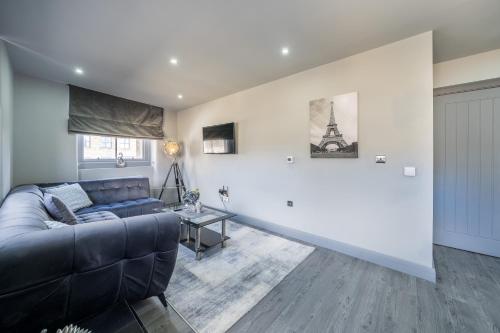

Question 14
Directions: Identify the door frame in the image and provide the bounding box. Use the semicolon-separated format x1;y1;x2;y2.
433;76;500;257
434;77;500;97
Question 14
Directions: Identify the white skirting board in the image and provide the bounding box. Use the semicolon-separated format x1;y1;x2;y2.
233;214;436;283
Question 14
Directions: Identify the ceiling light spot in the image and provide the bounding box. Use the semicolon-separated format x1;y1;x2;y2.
177;94;183;99
170;57;178;65
281;47;289;56
74;67;84;75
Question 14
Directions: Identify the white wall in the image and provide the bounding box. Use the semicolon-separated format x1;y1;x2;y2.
178;32;434;271
0;40;13;200
434;48;500;88
12;74;178;199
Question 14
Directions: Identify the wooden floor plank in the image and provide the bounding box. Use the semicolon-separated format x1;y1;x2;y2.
416;278;454;333
226;248;334;333
275;253;369;332
376;275;418;333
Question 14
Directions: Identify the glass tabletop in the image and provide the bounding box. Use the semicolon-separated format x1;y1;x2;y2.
155;204;236;226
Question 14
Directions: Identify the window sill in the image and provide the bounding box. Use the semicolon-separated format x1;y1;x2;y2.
78;161;151;169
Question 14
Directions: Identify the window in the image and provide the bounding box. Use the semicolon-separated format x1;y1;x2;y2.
84;136;91;148
78;135;151;169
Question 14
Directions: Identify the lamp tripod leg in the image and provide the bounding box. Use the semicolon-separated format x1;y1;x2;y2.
176;163;186;193
158;163;175;200
173;162;182;203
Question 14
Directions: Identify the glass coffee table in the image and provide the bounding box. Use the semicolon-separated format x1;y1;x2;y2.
155;205;236;260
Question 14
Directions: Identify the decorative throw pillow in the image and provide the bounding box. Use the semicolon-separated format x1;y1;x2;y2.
45;183;93;211
43;194;78;225
43;220;70;229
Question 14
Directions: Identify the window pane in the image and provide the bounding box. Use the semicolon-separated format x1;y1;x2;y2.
81;135;147;162
118;138;144;160
99;137;113;148
83;135;91;148
117;138;130;150
83;135;116;160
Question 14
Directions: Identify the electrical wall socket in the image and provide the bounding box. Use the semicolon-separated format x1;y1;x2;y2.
375;155;386;163
218;186;228;196
219;186;230;202
287;200;293;207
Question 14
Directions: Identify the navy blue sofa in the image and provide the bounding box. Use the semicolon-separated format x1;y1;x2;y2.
0;177;180;332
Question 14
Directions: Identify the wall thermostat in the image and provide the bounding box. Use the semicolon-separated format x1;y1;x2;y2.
375;155;386;163
286;156;295;164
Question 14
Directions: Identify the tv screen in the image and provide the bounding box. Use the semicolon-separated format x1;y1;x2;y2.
203;122;236;154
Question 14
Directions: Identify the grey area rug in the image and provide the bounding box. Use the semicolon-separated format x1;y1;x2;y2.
165;221;315;333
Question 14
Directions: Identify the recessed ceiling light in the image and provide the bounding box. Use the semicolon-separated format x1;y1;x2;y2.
170;57;178;65
281;47;289;56
74;67;84;75
177;94;183;99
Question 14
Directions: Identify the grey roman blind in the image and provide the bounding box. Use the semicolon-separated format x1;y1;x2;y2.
68;85;164;139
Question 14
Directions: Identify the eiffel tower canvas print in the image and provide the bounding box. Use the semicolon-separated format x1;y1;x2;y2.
310;92;358;158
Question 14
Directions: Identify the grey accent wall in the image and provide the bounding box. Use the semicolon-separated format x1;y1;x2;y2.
0;40;13;200
177;32;434;271
13;74;78;185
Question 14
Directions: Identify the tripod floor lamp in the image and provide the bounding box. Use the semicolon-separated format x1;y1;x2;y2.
158;140;186;203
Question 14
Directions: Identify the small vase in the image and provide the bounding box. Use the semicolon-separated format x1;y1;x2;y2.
185;203;195;212
195;201;202;213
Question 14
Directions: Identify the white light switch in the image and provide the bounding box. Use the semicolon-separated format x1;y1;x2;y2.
403;166;416;177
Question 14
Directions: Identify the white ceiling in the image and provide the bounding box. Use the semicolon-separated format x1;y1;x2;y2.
1;0;500;111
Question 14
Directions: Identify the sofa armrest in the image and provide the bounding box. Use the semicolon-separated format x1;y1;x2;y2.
0;212;180;330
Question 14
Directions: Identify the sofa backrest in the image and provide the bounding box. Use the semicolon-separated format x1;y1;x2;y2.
0;185;49;242
0;177;152;240
37;177;152;205
76;177;151;205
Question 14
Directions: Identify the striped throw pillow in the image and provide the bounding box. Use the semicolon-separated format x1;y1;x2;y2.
45;183;93;212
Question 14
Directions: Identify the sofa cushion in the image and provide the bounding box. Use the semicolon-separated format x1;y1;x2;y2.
45;183;93;212
43;194;78;225
76;211;119;224
76;198;164;218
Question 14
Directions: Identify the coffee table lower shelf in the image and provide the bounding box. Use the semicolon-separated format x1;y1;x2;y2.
179;224;230;259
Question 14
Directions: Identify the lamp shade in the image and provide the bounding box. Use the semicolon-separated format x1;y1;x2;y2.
163;140;180;156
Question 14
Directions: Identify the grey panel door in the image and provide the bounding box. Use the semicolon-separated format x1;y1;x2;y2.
434;86;500;257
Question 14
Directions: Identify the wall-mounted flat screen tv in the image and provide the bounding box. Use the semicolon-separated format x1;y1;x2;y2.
203;122;236;154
